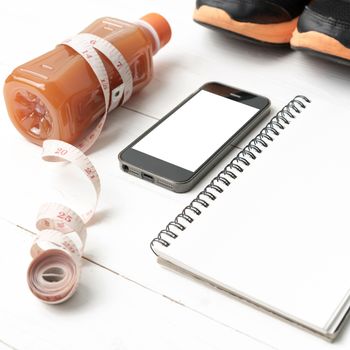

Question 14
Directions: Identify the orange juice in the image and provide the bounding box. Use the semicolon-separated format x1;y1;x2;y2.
3;14;171;145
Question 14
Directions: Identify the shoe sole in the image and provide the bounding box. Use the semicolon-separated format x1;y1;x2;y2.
193;6;298;45
291;30;350;65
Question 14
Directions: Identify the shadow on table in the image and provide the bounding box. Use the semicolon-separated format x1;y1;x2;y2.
301;53;350;80
203;28;292;60
48;282;91;312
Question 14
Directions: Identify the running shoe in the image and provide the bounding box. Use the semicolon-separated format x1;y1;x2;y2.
291;0;350;64
193;0;310;45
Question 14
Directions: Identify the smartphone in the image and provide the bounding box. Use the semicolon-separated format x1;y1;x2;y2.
118;82;270;193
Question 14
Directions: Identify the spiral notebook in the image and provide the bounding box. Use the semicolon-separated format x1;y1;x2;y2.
151;96;350;341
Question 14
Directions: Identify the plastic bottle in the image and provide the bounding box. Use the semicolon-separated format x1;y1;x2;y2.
3;14;171;145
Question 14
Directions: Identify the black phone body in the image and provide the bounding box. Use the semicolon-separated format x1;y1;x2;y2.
118;82;270;193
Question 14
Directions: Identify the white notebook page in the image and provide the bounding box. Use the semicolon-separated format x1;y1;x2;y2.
156;99;350;332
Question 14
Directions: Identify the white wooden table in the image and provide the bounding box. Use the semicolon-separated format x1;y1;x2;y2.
0;1;350;349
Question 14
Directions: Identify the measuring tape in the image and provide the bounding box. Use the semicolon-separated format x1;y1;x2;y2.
27;33;133;303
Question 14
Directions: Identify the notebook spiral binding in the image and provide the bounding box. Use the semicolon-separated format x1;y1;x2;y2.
151;95;311;255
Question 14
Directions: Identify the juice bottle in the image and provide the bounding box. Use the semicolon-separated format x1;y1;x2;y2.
3;13;171;145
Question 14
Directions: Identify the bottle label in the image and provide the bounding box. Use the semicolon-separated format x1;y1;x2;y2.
27;34;133;303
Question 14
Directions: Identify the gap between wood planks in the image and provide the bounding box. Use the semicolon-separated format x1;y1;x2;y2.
0;338;18;350
121;106;159;121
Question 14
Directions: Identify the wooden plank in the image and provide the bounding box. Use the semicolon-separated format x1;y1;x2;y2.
0;218;274;350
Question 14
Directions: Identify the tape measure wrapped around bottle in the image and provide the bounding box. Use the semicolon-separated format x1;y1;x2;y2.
3;15;172;303
4;13;171;145
28;33;132;304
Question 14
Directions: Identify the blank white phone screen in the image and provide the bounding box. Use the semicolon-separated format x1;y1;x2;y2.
132;90;259;172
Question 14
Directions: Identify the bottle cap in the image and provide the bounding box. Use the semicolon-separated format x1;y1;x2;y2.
140;13;172;52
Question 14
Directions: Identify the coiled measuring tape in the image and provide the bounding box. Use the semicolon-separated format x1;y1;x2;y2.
27;33;133;303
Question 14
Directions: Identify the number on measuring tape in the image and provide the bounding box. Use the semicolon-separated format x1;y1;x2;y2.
54;147;68;156
57;212;73;222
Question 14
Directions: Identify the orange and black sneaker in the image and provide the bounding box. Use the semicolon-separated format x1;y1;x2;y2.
193;0;310;45
291;0;350;65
